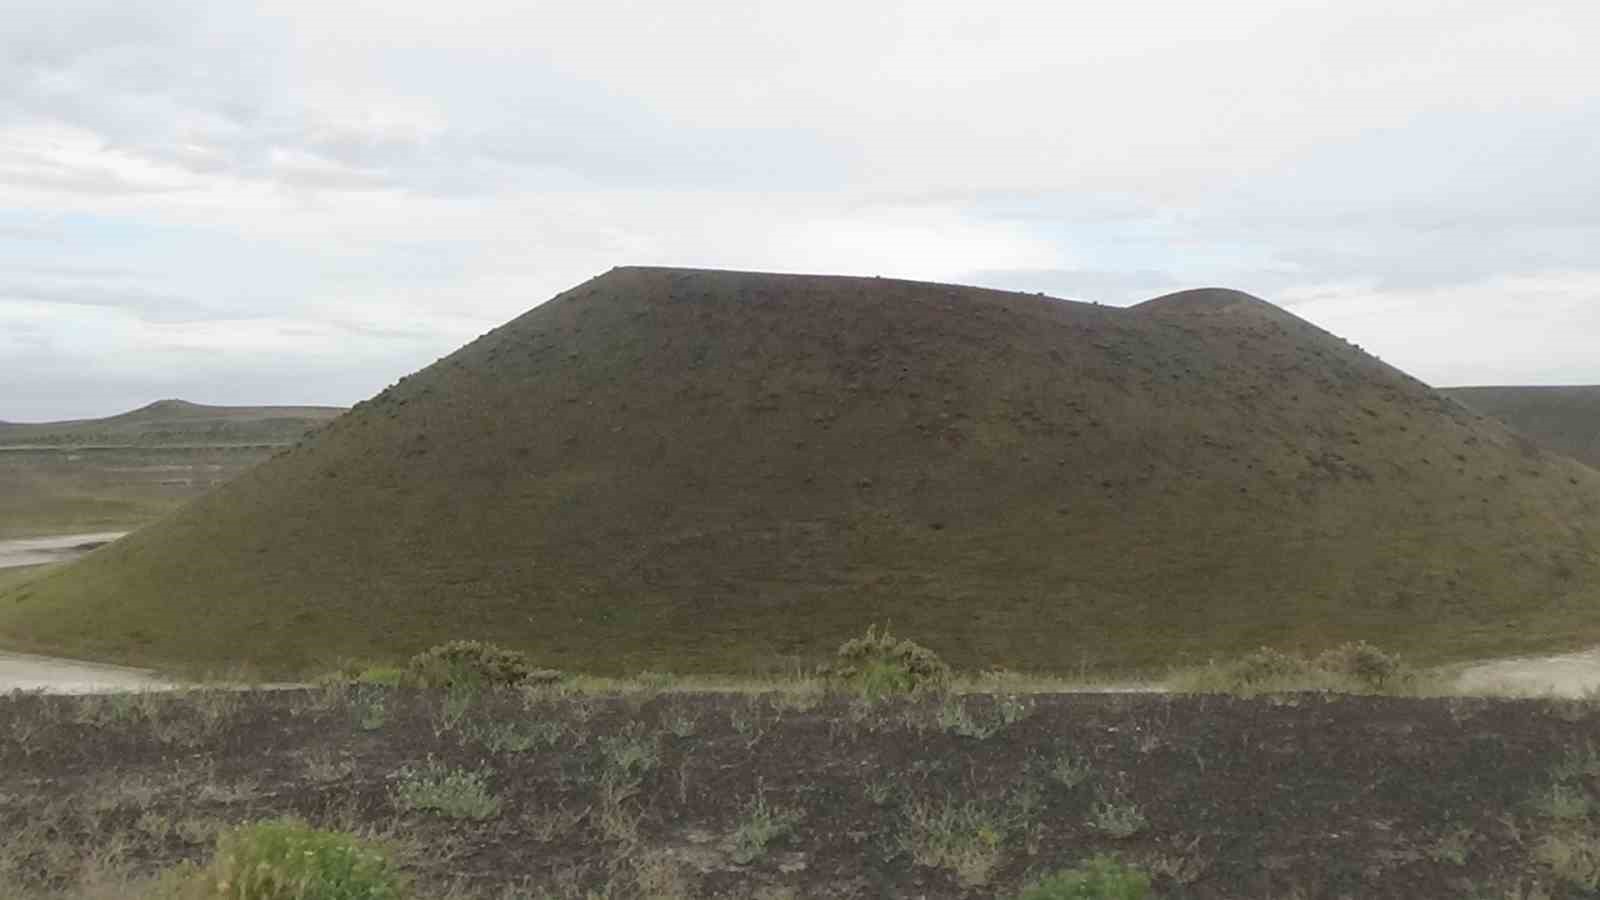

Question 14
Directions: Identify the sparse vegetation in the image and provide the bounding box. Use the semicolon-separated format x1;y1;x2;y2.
900;797;1013;887
404;640;542;691
1087;791;1148;838
390;761;500;820
1016;855;1151;900
831;624;951;698
1046;751;1094;789
1171;642;1418;694
730;790;803;864
0;679;1595;897
176;818;409;899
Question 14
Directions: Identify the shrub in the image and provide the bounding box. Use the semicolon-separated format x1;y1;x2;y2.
1173;642;1412;694
1229;647;1313;688
185;818;408;899
404;640;538;691
1316;641;1405;690
1017;855;1151;900
830;624;951;697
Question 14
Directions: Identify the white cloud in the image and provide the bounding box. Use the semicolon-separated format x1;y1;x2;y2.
2;0;1599;420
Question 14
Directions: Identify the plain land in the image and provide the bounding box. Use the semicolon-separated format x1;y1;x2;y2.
7;681;1600;899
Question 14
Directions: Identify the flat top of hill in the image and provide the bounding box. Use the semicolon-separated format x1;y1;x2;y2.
1441;385;1600;470
5;266;1600;677
0;400;346;447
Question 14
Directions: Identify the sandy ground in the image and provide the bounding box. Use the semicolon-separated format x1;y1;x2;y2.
0;649;170;693
1454;647;1600;698
0;531;127;569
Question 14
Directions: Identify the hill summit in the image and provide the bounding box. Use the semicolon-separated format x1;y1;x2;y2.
6;266;1600;675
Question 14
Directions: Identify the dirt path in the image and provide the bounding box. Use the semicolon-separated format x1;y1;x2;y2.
0;649;170;693
0;531;127;570
1454;647;1600;697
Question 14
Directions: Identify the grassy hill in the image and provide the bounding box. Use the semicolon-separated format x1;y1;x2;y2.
0;399;344;448
1442;386;1600;470
0;401;344;539
5;267;1600;676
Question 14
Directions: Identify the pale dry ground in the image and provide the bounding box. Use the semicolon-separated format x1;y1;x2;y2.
0;532;127;570
0;649;170;693
1453;647;1600;698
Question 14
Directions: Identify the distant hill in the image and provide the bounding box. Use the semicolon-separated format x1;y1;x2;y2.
0;401;346;539
0;399;346;447
6;267;1600;676
1441;386;1600;470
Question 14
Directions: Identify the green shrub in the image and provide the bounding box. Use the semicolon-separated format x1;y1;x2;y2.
830;624;951;697
1229;647;1313;688
1174;642;1412;694
1017;855;1151;900
186;819;408;899
1315;641;1405;690
404;640;538;691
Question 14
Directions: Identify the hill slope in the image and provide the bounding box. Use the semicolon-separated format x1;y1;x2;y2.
1441;386;1600;470
5;267;1600;675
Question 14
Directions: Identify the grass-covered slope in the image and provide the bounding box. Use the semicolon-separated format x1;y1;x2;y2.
5;267;1600;675
1443;385;1600;470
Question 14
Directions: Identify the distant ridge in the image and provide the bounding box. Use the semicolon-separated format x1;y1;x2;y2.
7;266;1600;675
1442;386;1600;470
0;400;346;446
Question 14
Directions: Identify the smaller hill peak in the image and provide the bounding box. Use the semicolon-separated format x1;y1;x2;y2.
1133;287;1274;314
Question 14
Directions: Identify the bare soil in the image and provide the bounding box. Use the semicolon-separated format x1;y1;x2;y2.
4;687;1600;898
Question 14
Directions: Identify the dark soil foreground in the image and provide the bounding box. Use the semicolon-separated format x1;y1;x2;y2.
5;687;1600;898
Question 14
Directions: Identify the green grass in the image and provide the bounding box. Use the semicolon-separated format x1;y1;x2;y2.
7;269;1600;678
390;762;500;820
1016;856;1151;900
175;818;409;899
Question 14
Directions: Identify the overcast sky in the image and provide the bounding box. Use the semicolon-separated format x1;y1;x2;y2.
3;0;1597;420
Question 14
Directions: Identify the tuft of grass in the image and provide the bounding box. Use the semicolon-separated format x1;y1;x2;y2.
1016;855;1151;900
1087;792;1148;839
469;719;543;753
598;723;660;778
661;704;700;738
1047;752;1094;789
355;666;405;687
1530;783;1592;821
351;687;388;732
1428;827;1474;866
899;797;1012;887
1554;742;1600;782
730;791;803;865
1537;830;1600;891
390;761;501;820
176;818;409;899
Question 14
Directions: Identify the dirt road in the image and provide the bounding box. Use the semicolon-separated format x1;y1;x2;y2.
0;531;127;569
1454;647;1600;697
0;649;169;693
